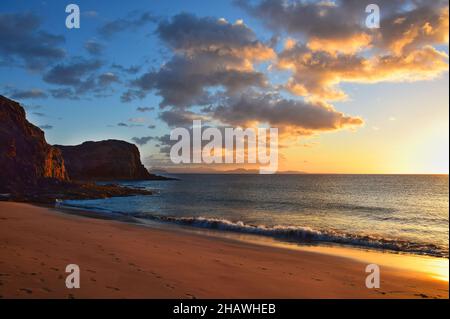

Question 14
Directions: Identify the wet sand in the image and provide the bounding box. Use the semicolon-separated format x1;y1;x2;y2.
0;202;448;299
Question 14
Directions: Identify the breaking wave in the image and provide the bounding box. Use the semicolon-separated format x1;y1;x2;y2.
59;201;447;258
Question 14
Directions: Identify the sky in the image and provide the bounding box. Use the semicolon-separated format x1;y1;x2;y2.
0;0;448;174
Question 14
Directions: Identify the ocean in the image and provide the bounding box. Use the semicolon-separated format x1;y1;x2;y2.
61;174;449;258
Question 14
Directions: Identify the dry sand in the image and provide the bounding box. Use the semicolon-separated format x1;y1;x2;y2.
0;202;448;299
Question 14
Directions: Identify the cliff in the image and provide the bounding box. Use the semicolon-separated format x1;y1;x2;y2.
56;140;165;181
0;95;68;192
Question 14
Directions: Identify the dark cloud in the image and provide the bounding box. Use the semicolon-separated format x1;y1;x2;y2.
236;0;424;42
98;11;158;38
43;58;122;98
128;54;268;107
43;58;102;87
137;106;155;112
98;72;120;86
116;122;143;128
159;109;205;127
84;40;104;55
7;88;47;100
49;88;79;100
32;112;46;117
111;63;141;74
157;13;264;50
238;0;449;55
213;90;363;133
39;124;53;130
131;136;154;146
124;13;274;106
0;12;65;70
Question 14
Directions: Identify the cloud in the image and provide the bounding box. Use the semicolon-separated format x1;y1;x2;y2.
43;58;122;98
0;12;65;70
111;63;141;74
377;4;449;54
98;72;120;86
128;117;146;123
7;88;47;99
49;88;79;100
213;90;363;134
237;0;449;101
237;0;446;51
84;40;104;55
159;109;207;127
131;136;154;146
136;106;155;112
98;11;158;38
43;58;102;87
277;43;448;101
116;120;144;128
123;13;274;106
39;124;53;130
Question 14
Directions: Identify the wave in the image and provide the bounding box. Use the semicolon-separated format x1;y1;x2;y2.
59;201;447;258
139;215;447;258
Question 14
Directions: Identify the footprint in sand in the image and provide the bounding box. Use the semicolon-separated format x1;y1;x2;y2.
19;288;33;294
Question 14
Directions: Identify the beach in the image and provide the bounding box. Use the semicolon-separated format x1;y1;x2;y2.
0;202;448;299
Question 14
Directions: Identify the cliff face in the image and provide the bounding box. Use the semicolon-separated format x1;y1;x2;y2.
0;95;68;191
56;140;160;181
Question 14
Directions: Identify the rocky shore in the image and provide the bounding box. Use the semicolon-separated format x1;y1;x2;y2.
0;95;161;203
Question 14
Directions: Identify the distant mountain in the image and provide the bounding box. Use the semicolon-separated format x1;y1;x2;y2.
150;166;308;175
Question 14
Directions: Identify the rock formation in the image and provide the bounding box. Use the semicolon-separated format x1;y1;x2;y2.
56;140;165;181
0;95;68;192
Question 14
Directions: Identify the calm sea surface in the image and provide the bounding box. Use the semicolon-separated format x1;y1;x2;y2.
62;174;449;258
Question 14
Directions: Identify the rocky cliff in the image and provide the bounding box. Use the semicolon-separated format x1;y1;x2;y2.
56;140;164;181
0;95;68;192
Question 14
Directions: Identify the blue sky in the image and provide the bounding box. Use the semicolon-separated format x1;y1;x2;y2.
1;0;448;173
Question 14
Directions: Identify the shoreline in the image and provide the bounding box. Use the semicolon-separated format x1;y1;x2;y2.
59;198;449;259
0;201;448;299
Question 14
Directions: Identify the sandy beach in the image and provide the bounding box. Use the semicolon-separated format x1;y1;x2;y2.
0;202;448;299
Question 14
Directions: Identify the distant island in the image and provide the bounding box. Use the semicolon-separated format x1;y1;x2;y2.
150;167;308;175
